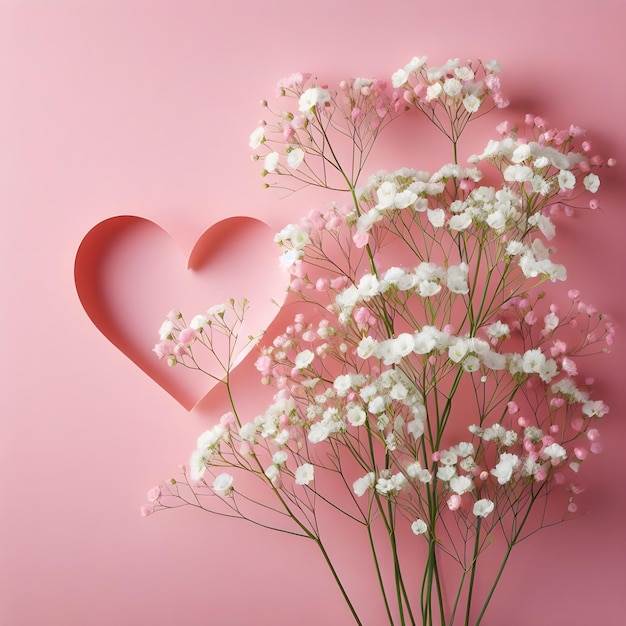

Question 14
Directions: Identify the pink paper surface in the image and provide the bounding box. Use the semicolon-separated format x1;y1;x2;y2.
2;1;625;625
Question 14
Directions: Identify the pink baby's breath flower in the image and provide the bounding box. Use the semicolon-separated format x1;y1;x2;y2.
146;487;161;503
447;495;462;511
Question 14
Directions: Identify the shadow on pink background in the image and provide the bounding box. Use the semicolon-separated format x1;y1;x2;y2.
2;1;625;625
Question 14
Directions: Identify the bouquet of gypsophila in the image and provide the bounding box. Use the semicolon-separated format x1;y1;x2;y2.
144;56;615;626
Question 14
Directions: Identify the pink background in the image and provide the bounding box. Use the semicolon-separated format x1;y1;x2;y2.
2;1;625;624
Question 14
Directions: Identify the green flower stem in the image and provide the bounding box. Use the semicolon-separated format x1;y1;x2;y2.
448;569;468;626
474;486;545;625
366;519;396;626
224;378;364;624
463;517;482;626
315;537;365;626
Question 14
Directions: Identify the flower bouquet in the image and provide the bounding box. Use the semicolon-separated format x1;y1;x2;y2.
144;56;615;625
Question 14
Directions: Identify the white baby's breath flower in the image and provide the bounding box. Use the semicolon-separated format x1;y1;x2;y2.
207;304;226;317
212;473;234;497
264;464;281;486
427;208;445;227
491;453;520;485
298;87;331;113
557;170;576;190
411;519;428;535
436;465;456;481
391;56;427;87
462;93;481;113
543;442;567;461
189;314;208;330
295;350;315;369
249;126;265;149
295;463;315;485
487;321;509;339
353;472;376;496
264;152;279;173
239;422;257;442
272;450;288;465
158;319;175;339
473;498;495;518
449;474;473;495
287;148;305;170
504;164;534;182
346;404;366;426
583;173;600;192
426;82;443;101
357;336;378;359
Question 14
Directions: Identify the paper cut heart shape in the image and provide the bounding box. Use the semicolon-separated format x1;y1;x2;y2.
75;216;287;410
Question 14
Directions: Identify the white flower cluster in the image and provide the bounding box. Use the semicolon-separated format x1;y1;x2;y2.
335;263;469;322
505;238;566;283
189;422;230;481
446;185;522;233
391;56;508;112
274;223;311;271
355;166;482;236
306;368;427;449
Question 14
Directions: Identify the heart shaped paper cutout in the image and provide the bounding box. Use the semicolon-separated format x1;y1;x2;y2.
75;215;287;410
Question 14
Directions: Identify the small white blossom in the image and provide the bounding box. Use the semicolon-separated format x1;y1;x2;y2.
295;463;315;485
249;126;265;149
272;450;288;465
264;152;279;173
212;473;234;497
189;314;209;330
491;453;520;485
449;474;473;495
543;443;567;461
298;87;331;113
558;170;576;190
411;519;428;535
287;148;305;170
583;173;600;193
295;350;315;369
473;498;495;518
158;319;175;339
353;472;376;496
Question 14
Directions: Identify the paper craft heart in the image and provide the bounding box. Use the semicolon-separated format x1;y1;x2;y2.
75;216;287;410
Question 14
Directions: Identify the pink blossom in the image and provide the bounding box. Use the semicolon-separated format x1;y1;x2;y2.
140;505;153;517
147;487;161;503
330;276;349;290
574;447;588;461
153;340;176;359
315;278;329;291
353;307;371;325
353;231;370;248
173;343;188;358
255;355;272;375
561;357;577;376
524;311;538;325
220;412;236;426
495;120;511;135
447;495;462;511
587;429;601;442
178;327;196;344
